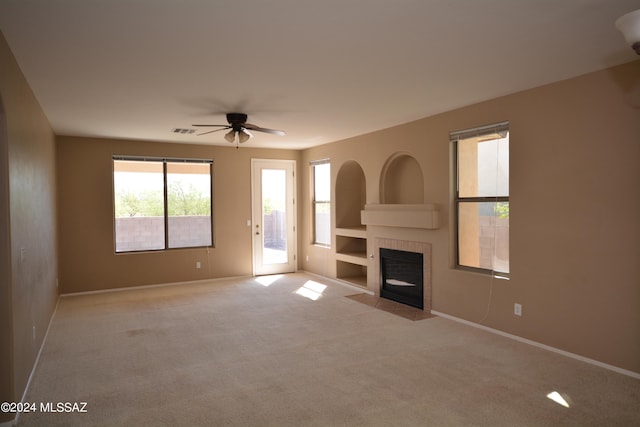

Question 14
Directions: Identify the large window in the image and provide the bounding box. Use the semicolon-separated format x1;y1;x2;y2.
311;160;331;246
452;122;509;275
113;157;213;252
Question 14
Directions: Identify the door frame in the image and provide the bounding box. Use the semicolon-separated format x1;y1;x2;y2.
250;158;297;276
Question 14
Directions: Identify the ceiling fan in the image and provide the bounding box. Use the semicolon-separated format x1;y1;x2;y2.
193;113;285;144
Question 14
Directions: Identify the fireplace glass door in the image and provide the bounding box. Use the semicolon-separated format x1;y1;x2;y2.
380;248;424;309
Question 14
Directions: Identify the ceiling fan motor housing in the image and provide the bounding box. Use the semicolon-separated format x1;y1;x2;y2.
227;113;248;125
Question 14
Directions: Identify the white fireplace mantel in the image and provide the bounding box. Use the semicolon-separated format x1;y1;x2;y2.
361;204;439;230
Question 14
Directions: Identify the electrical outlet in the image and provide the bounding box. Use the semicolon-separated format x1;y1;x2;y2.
196;261;201;269
514;303;522;316
306;255;309;262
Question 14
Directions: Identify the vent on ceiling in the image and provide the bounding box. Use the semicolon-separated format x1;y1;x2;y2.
172;128;196;135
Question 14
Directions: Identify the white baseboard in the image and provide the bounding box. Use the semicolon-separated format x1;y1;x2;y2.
60;275;253;297
431;310;640;380
14;296;61;425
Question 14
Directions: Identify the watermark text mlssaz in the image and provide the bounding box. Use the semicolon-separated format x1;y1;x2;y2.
1;401;88;413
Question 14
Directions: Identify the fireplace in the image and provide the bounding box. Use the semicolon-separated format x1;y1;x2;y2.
363;206;436;312
380;248;424;309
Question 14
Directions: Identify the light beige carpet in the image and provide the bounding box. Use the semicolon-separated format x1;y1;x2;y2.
17;273;640;426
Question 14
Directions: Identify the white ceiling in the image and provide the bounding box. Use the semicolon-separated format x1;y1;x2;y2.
0;0;638;149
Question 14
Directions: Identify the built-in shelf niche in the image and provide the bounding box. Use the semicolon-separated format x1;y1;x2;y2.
336;261;368;288
335;160;367;287
336;235;367;264
380;153;424;204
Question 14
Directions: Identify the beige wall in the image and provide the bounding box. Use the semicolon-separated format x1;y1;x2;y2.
0;31;59;423
301;60;640;374
56;136;301;293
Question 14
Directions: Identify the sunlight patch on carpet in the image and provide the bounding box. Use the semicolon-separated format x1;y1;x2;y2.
295;280;327;301
547;391;571;408
254;274;283;287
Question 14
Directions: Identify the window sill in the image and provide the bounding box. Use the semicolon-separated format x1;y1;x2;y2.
454;265;510;280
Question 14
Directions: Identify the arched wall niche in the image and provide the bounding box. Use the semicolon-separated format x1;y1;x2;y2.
335;160;366;228
380;152;424;204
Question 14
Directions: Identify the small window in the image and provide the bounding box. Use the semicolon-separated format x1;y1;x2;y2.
311;160;331;246
113;157;213;253
452;122;509;275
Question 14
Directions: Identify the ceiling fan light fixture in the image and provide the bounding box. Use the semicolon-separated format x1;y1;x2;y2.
224;130;236;143
616;9;640;55
238;129;252;143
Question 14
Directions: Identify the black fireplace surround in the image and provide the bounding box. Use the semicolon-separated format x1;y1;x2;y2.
380;248;424;309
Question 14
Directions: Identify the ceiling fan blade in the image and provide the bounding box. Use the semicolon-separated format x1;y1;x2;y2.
244;123;286;136
192;124;229;127
197;128;228;136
